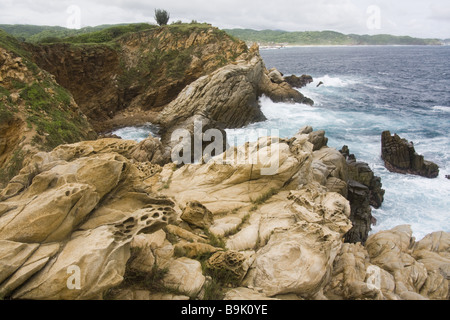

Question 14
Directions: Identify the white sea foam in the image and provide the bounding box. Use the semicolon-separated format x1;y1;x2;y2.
112;123;160;142
432;105;450;112
312;75;357;88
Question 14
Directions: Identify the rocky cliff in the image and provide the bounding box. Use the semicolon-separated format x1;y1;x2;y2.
381;131;439;178
23;25;247;132
0;24;447;301
0;129;447;300
0;31;96;187
24;24;312;135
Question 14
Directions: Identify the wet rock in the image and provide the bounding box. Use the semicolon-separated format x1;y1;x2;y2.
284;74;313;88
381;131;439;178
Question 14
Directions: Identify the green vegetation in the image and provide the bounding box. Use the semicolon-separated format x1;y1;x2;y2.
204;228;226;249
0;29;32;59
0;149;24;187
224;28;442;46
19;80;90;150
201;277;224;300
155;9;170;26
251;188;278;206
0;23;155;43
46;23;157;44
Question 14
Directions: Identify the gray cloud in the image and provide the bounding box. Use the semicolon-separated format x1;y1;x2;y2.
0;0;449;38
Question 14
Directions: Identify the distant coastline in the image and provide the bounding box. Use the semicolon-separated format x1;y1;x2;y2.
225;28;445;46
259;44;447;50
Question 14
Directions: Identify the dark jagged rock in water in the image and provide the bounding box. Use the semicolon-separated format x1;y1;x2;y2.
344;180;372;244
316;81;324;88
340;145;385;209
381;131;439;178
284;74;313;89
339;145;384;244
446;175;450;180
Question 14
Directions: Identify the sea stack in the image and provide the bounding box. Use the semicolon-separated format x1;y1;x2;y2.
381;131;439;178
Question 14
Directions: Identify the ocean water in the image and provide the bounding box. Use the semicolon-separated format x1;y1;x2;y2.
114;46;450;240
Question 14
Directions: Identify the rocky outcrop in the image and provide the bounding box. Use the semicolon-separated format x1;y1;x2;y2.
24;25;251;132
156;48;267;132
181;201;214;229
284;74;313;89
156;45;313;154
338;146;385;244
295;129;382;244
381;131;439;178
326;225;450;300
0;139;176;299
341;146;384;209
0;128;447;300
0;38;96;187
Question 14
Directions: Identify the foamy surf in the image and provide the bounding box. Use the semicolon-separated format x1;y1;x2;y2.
112;123;160;142
432;106;450;113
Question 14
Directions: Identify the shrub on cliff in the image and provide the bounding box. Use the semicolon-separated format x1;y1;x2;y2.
155;9;170;26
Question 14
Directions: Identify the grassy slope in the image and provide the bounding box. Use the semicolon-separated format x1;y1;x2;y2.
0;30;95;185
0;23;144;43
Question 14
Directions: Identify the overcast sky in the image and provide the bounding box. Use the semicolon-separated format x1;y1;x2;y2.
1;0;450;39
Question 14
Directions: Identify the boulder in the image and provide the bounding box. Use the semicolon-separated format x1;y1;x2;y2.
129;136;171;165
284;74;313;88
245;222;345;298
174;242;222;259
180;201;214;229
206;250;252;284
312;147;348;182
308;130;328;151
268;68;284;84
157;52;268;132
324;242;395;300
381;131;439;178
162;257;205;297
365;225;429;298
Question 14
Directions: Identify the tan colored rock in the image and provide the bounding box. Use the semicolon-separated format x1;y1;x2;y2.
210;216;243;237
206;251;252;284
162;257;205;297
165;224;208;243
180;201;214;229
160;136;312;214
268;68;284;84
128;247;155;274
0;183;99;243
0;240;39;284
224;287;278;300
325;243;383;300
157;53;267;131
131;230;167;250
12;208;171;300
412;231;450;299
148;292;190;300
312;147;348;182
245;221;346;298
174;242;222;259
0;243;60;298
226;213;261;251
129;136;170;165
365;225;429;297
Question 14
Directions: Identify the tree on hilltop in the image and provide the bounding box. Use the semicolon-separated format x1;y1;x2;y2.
154;9;170;26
